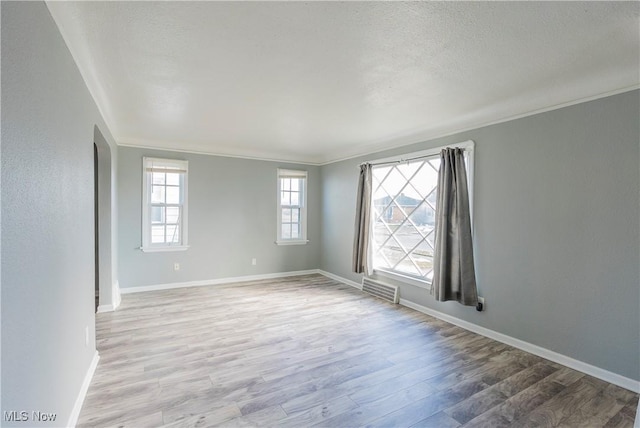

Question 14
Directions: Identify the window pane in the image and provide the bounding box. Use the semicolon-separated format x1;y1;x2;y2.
166;186;180;204
373;222;392;247
291;208;300;223
415;239;434;259
377;166;405;197
281;223;291;239
411;163;438;199
152;172;165;185
290;191;299;206
151;225;165;243
290;178;300;191
166;172;180;186
151;185;165;203
281;191;290;206
151;206;164;223
166;206;180;223
282;208;291;223
291;224;300;239
282;178;290;191
166;225;179;243
395;259;422;277
406;201;427;226
376;245;404;269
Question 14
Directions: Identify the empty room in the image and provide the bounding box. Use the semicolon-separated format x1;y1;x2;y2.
2;1;639;427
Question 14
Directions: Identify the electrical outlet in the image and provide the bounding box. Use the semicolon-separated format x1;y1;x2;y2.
251;258;257;266
174;263;180;271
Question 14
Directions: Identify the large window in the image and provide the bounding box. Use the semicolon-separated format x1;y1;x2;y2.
371;142;473;285
276;169;308;245
142;157;188;252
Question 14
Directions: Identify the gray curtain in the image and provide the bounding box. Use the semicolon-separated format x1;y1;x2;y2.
432;148;478;306
352;163;373;275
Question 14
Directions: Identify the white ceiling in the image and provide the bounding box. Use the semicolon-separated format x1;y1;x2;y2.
47;1;639;165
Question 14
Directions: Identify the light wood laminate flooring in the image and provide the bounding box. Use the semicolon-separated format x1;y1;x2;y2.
78;274;638;427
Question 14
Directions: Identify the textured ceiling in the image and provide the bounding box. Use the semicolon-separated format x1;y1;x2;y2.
47;1;639;164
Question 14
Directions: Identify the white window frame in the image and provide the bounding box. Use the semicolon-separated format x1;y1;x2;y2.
369;140;474;287
141;157;189;252
276;168;308;245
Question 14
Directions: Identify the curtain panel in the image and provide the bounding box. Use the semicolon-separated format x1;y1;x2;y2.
352;163;373;275
432;148;478;306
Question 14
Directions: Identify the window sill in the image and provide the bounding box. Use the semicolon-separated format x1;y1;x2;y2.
141;245;190;253
275;240;309;246
374;269;432;291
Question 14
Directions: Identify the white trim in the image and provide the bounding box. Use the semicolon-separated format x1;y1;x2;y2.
318;270;362;290
374;269;432;291
140;245;189;253
117;140;324;166
98;281;121;312
319;85;639;165
366;139;474;165
115;87;638;167
112;280;121;310
318;270;639;393
399;298;640;393
275;240;309;246
96;304;115;313
120;269;320;294
68;351;99;428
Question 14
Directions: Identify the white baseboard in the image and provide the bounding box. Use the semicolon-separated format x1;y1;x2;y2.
399;299;639;393
68;351;99;428
97;281;121;313
112;280;121;310
320;270;639;393
96;304;114;313
318;269;362;290
120;269;321;294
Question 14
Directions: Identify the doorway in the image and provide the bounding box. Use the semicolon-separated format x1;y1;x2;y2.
94;143;100;312
93;126;117;313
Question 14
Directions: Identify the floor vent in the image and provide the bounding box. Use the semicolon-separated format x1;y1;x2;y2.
362;278;398;304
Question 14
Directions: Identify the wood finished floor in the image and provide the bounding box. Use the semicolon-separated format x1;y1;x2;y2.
79;274;638;428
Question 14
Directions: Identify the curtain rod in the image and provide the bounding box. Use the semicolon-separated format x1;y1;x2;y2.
360;147;466;167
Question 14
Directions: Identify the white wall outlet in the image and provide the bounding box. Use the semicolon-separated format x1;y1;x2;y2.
85;326;89;346
174;263;180;271
251;258;257;266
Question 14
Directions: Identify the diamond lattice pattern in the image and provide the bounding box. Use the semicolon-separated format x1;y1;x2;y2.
372;157;440;282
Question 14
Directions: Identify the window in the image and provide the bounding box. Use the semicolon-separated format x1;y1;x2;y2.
276;169;308;245
142;157;188;252
371;142;473;285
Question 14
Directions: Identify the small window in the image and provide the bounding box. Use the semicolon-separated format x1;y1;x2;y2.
276;169;308;245
142;157;188;252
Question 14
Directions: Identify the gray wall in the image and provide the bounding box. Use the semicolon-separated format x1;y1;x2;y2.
1;2;118;426
118;147;321;288
321;90;640;382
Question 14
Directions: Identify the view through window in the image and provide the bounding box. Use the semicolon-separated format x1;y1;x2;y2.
142;157;188;251
277;169;307;244
371;155;440;283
